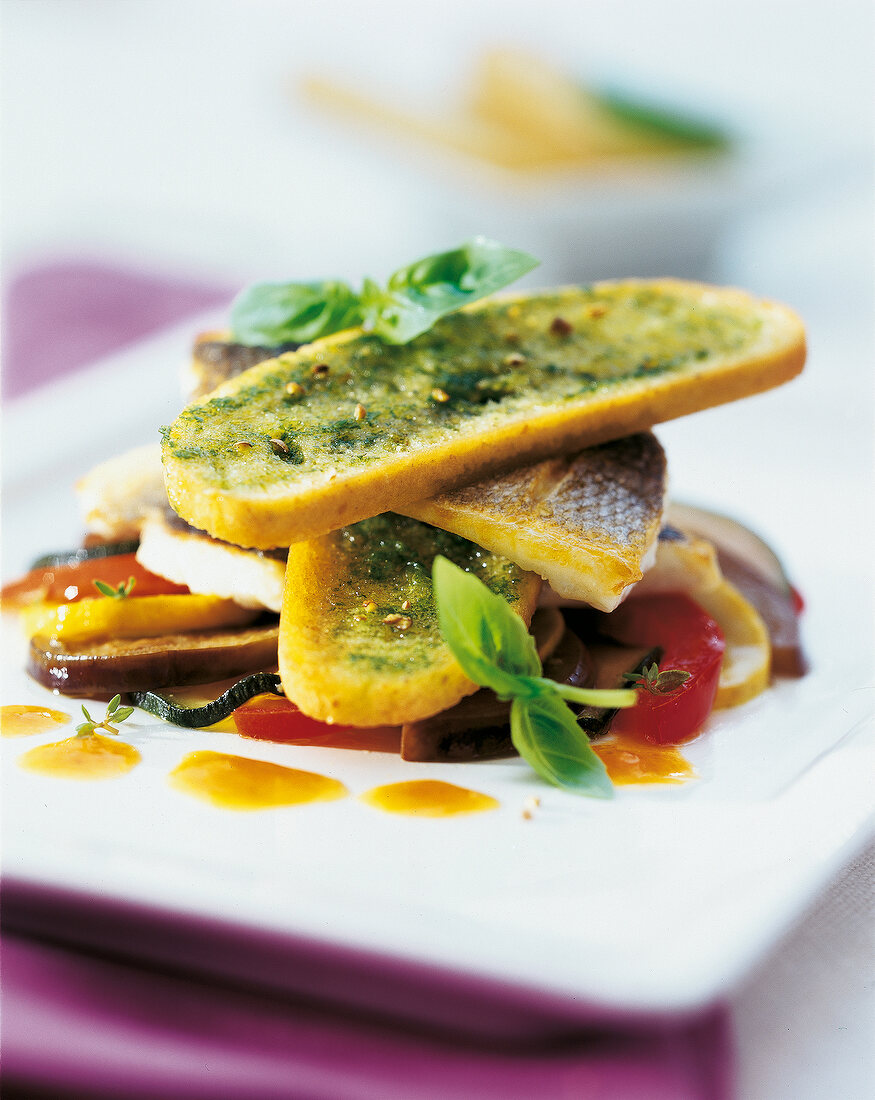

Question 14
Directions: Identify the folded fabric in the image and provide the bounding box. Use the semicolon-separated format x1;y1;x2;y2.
2;933;731;1100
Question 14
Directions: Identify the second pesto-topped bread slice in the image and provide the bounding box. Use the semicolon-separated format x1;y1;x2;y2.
278;513;541;726
162;280;806;549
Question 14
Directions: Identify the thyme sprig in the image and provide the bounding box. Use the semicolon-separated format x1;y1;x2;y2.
75;695;135;738
622;662;691;695
93;576;136;599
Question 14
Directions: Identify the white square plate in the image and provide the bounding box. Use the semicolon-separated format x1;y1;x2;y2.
2;314;873;1018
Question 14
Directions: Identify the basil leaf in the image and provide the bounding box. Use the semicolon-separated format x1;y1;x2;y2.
593;86;730;149
511;695;613;798
365;237;539;344
432;555;542;700
230;280;363;346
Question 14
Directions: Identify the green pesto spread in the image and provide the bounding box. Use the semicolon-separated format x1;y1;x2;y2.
161;286;763;491
327;514;527;674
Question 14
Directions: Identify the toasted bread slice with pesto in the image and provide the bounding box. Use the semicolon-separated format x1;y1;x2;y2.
162;280;805;550
185;336;667;610
278;514;541;726
403;432;666;611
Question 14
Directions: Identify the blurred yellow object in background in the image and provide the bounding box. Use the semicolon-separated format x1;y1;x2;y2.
303;48;730;174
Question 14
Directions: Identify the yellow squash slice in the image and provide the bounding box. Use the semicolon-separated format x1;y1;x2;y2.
694;579;771;708
23;594;258;647
634;525;771;706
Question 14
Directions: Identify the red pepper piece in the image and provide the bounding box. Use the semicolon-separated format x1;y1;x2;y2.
600;594;725;745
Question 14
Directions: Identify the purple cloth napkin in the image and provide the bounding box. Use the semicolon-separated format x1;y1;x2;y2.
2;259;232;399
1;933;730;1100
0;261;734;1099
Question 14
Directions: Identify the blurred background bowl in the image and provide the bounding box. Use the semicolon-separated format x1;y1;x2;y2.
2;0;870;297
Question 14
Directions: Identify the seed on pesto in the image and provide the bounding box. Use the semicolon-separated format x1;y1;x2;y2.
383;614;412;631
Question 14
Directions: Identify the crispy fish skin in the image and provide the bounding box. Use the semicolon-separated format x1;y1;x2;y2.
403;433;666;612
278;514;541;727
186;331;300;402
162;280;806;550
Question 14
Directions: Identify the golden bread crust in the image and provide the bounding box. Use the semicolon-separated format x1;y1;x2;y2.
163;280;805;549
278;516;541;726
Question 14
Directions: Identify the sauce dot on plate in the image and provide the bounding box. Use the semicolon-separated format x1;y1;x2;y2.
2;704;71;738
594;736;695;785
360;779;499;817
168;750;348;810
19;734;140;779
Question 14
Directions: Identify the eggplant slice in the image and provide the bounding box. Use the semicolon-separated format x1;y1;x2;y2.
28;623;279;697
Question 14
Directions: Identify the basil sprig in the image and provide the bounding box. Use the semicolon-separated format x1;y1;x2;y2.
432;556;636;797
229;238;539;348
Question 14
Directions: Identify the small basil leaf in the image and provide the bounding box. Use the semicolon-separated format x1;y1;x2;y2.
230;280;364;346
510;695;613;798
366;237;539;344
432;555;541;699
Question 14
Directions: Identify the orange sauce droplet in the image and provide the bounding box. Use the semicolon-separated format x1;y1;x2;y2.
19;733;141;779
1;704;71;737
594;735;695;785
360;779;500;817
169;750;348;810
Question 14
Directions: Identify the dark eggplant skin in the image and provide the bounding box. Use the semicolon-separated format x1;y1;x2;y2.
400;628;594;762
27;624;279;698
714;548;809;677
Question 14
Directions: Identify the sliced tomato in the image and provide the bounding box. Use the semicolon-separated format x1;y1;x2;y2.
234;694;401;752
600;594;725;745
2;554;189;607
